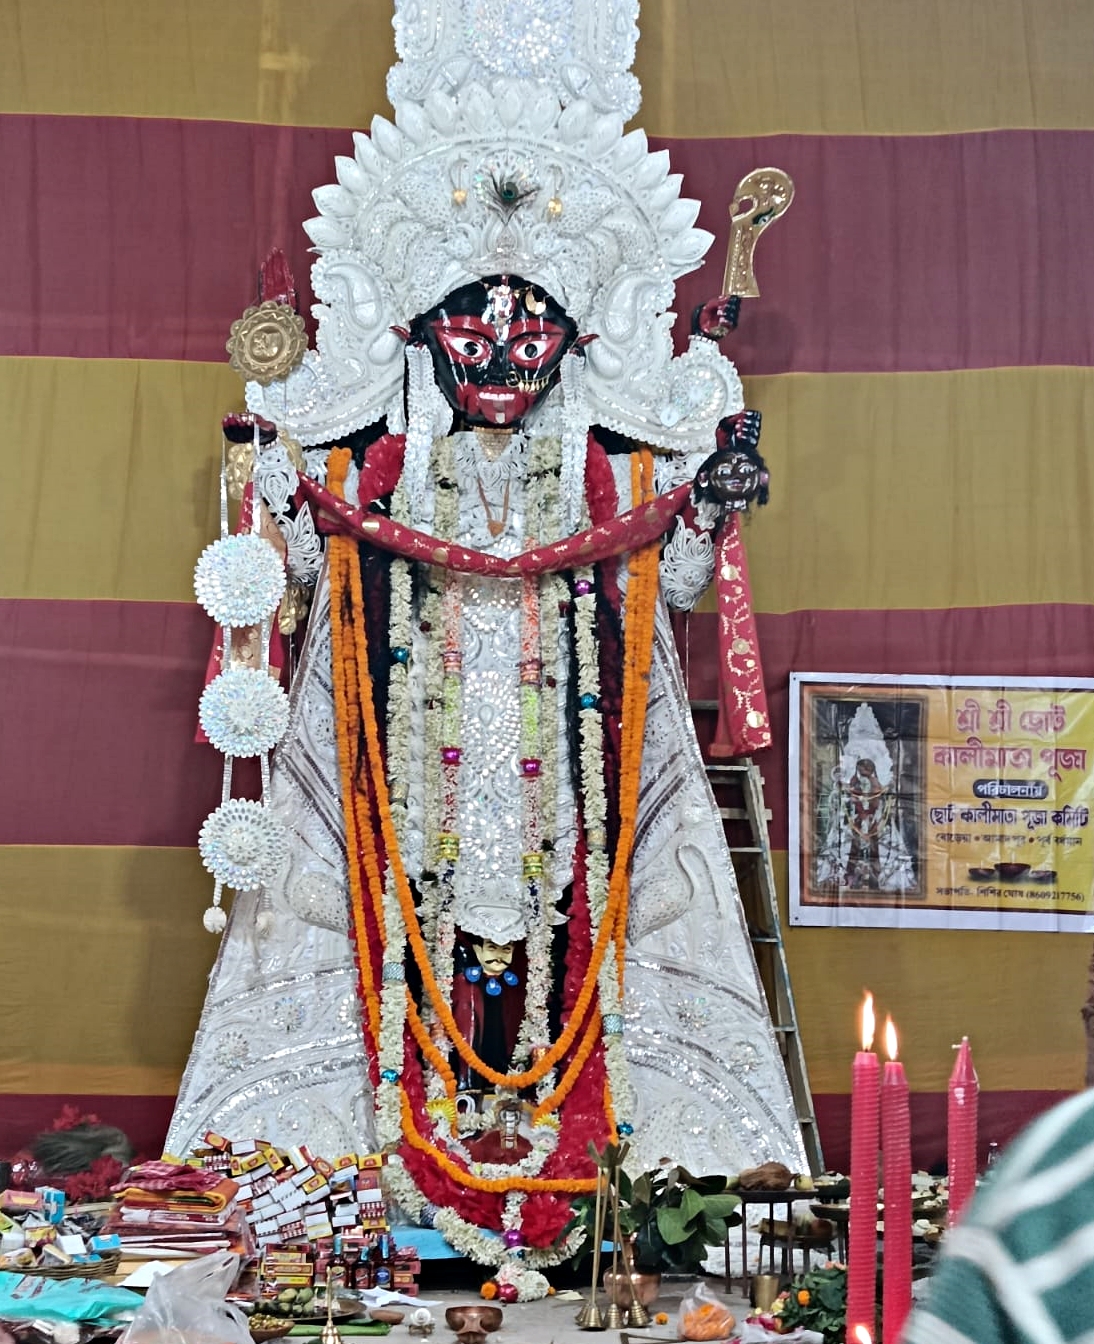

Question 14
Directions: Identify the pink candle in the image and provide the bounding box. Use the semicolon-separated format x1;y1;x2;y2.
947;1036;979;1226
847;992;880;1344
881;1017;911;1344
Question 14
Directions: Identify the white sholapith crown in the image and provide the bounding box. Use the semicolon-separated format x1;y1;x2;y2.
388;0;642;119
246;2;743;452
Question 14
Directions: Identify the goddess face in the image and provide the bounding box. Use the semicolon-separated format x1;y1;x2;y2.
410;275;577;428
471;938;515;977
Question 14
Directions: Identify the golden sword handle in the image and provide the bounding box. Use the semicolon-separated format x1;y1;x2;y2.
722;167;795;299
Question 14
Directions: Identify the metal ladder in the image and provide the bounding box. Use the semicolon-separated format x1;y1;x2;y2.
705;757;824;1176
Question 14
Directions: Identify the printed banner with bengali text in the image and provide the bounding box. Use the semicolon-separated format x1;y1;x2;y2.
789;673;1094;931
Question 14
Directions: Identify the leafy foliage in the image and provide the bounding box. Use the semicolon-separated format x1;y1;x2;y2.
771;1264;848;1343
568;1143;741;1274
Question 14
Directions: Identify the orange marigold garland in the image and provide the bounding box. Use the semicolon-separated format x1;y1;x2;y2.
329;439;663;1229
327;448;383;1056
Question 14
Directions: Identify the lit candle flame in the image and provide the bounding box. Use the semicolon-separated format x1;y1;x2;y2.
885;1015;899;1061
853;1327;873;1344
860;991;875;1052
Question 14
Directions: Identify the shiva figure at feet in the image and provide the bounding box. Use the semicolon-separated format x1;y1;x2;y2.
170;0;804;1278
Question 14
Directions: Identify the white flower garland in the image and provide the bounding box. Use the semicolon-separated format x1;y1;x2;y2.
418;573;450;1080
376;867;409;1150
416;575;446;947
572;567;609;923
603;1032;635;1129
571;557;632;1127
427;1206;584;1280
511;446;563;1093
494;1259;552;1302
385;1160;566;1278
559;352;590;536
386;556;414;842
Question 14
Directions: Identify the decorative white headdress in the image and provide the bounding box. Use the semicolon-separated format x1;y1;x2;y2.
839;703;895;788
246;0;743;451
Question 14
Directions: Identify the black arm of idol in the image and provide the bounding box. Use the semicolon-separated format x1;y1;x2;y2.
689;295;771;511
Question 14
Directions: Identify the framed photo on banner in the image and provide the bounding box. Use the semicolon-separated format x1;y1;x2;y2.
789;673;1094;931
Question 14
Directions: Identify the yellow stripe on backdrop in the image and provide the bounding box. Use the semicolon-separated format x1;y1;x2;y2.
0;846;216;1092
636;0;1094;137
2;0;1093;135
3;359;241;603
8;359;1094;611
773;853;1088;1096
728;366;1094;615
2;840;1082;1101
0;1;391;129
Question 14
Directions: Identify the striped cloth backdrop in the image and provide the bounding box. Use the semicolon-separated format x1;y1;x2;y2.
2;0;1093;1169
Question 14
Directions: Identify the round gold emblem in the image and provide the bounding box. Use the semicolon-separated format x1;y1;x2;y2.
226;300;308;385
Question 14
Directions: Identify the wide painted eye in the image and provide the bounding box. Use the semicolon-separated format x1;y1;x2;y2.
507;327;566;369
432;326;495;366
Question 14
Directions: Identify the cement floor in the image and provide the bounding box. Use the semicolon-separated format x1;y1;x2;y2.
367;1271;752;1344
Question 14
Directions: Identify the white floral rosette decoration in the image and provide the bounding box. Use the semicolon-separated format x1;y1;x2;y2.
198;798;290;893
194;532;287;627
193;528;290;934
199;666;291;757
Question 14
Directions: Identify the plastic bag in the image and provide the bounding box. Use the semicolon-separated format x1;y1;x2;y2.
0;1275;144;1322
117;1251;251;1344
678;1279;738;1341
736;1322;824;1343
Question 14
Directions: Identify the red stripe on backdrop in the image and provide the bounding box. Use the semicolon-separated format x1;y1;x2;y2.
670;130;1094;376
0;1095;177;1165
3;115;1094;373
813;1090;1072;1176
0;114;342;362
0;598;254;847
680;604;1094;849
0;1091;1068;1176
6;598;1094;848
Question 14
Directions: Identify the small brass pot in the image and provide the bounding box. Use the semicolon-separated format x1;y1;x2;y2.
602;1267;661;1309
751;1273;782;1312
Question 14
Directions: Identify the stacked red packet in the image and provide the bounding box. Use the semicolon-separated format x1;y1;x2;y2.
102;1160;254;1261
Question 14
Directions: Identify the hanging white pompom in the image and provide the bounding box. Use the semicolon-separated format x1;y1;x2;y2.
203;905;228;934
194;533;286;627
255;908;275;936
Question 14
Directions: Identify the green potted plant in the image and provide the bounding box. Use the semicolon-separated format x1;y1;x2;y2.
624;1162;742;1274
569;1143;742;1276
766;1264;848;1343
